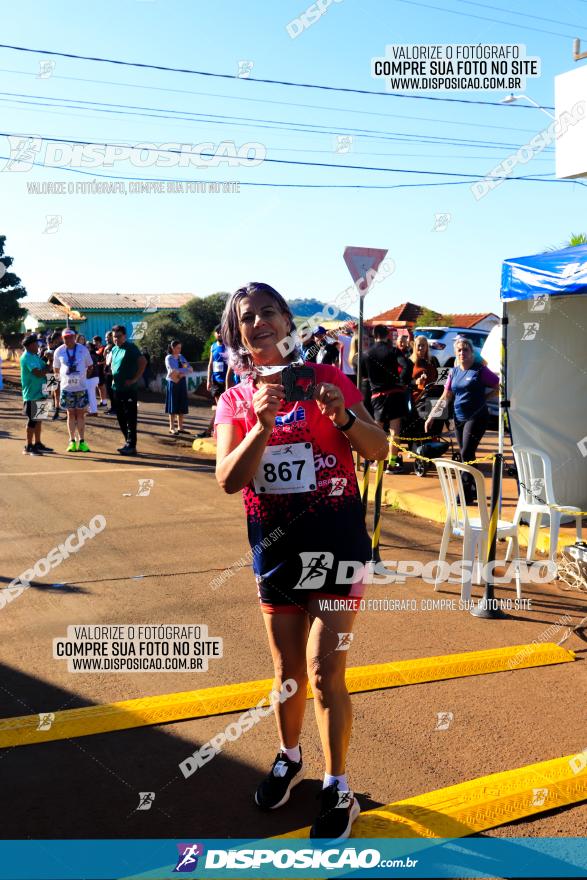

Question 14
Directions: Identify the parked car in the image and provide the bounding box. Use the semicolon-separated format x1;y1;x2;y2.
414;327;490;367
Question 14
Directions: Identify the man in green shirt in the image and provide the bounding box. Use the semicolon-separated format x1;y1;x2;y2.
111;324;146;455
20;335;53;456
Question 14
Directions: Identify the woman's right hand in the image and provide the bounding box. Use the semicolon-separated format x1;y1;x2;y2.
253;383;284;430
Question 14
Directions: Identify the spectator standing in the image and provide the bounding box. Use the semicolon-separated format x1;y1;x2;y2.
410;335;438;403
111;324;147;456
425;336;499;503
314;326;340;365
20;334;53;455
363;325;408;473
165;340;192;434
92;336;108;406
199;324;228;438
337;325;356;383
103;330;116;414
302;331;318;363
53;328;94;452
43;332;62;419
85;342;101;415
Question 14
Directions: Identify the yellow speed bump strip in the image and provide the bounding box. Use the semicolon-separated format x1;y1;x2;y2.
280;751;587;839
0;642;574;749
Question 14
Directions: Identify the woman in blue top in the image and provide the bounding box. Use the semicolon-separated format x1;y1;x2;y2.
425;336;498;503
165;340;193;434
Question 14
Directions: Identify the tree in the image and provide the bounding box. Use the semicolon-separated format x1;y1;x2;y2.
140;315;197;367
140;292;228;364
0;235;26;334
545;232;587;251
415;307;451;328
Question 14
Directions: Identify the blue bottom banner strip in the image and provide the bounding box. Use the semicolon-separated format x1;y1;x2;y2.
0;838;586;879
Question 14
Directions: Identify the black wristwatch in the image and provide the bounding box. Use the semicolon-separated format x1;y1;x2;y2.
335;408;357;431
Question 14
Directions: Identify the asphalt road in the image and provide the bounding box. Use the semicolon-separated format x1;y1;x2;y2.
0;383;586;842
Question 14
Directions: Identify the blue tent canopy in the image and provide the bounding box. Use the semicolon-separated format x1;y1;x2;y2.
501;243;587;301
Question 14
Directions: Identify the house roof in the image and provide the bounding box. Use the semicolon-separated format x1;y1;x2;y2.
443;313;498;328
369;302;433;324
49;293;195;311
22;301;71;322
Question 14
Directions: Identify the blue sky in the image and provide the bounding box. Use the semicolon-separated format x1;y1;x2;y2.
1;0;586;319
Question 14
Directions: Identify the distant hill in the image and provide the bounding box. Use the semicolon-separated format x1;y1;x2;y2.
287;297;356;322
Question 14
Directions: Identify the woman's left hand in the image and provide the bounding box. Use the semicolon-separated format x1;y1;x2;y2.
314;383;346;425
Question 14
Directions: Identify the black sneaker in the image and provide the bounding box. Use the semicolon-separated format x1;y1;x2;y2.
310;783;360;840
23;444;42;456
33;442;53;453
51;408;60;420
254;749;304;810
118;445;137;456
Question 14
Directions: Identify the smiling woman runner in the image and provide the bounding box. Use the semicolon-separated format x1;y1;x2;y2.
215;282;387;840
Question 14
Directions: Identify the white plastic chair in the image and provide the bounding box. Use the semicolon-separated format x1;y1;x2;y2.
505;445;583;563
434;459;520;602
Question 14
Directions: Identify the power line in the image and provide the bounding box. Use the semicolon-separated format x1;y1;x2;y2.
451;0;587;31
2;154;578;189
393;0;577;38
0;66;555;120
0;86;549;137
0;129;515;178
0;44;557;108
0;92;552;149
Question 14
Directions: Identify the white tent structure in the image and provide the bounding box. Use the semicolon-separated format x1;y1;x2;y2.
500;244;587;512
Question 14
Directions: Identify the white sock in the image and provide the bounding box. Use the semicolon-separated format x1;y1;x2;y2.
280;744;301;763
323;773;349;791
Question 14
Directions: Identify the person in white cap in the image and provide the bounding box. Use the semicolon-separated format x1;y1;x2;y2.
53;328;94;452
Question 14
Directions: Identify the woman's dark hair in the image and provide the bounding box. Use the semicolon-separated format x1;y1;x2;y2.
221;282;298;374
168;339;181;354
